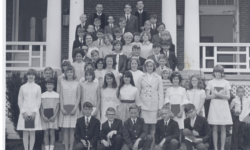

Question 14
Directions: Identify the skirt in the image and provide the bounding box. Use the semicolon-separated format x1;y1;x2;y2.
58;108;80;128
140;110;158;124
17;110;42;131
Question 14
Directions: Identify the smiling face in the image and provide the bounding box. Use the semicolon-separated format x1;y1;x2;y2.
115;32;122;38
97;61;103;70
124;5;132;14
131;59;139;70
161;109;171;121
106;76;113;86
119;21;126;28
134;35;141;42
91;52;99;61
161;34;171;40
107;16;114;24
153;47;161;55
106;111;116;122
150;18;157;24
86;73;93;82
44;70;53;80
66;70;74;80
27;74;35;82
214;72;222;79
87;25;94;32
136;1;144;10
144;22;151;30
63;65;68;72
123;75;131;85
96;32;104;39
157;25;165;33
82;107;93;117
124;36;133;44
142;33;149;42
132;48;141;56
186;109;196;119
114;44;122;52
46;83;54;92
191;77;198;88
75;53;83;62
146;62;154;73
159;58;166;67
129;108;139;119
162;71;170;79
80;15;87;23
96;4;103;13
172;76;180;86
237;88;245;98
106;57;113;68
86;35;93;44
104;36;111;45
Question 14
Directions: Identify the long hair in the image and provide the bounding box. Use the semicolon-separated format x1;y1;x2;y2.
103;54;116;69
212;65;225;78
188;75;205;90
102;71;117;89
63;65;77;80
117;71;135;98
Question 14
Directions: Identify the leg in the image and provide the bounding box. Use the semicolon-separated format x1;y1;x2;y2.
195;143;208;150
182;129;195;150
238;122;246;150
112;134;123;150
97;143;107;150
23;131;29;150
44;130;50;146
121;143;132;150
148;124;156;150
69;128;75;150
50;129;55;150
231;116;240;150
29;131;36;150
169;139;179;150
140;135;153;150
64;128;69;150
179;129;183;144
74;141;86;150
212;125;218;150
220;125;226;150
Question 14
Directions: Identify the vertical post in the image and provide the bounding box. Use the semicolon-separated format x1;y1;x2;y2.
162;0;177;55
68;0;84;62
184;0;200;70
46;0;61;69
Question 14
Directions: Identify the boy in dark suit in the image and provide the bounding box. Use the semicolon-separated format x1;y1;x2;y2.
151;22;165;44
98;107;123;150
122;104;153;150
75;14;88;40
183;104;210;150
135;1;149;32
73;28;86;51
89;4;107;29
74;102;100;150
123;3;138;34
113;40;127;73
149;14;158;36
119;17;128;35
114;28;125;45
94;18;102;32
160;40;178;71
127;45;146;71
147;42;162;68
104;16;117;37
87;25;98;41
92;29;105;49
155;107;180;150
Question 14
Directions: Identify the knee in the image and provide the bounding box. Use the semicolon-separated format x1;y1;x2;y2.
50;130;55;137
114;134;122;141
146;135;153;141
170;139;179;146
74;142;84;150
182;128;191;136
196;143;207;150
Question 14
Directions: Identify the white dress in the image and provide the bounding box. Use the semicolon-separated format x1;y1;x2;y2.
165;86;189;129
129;70;144;88
140;42;153;59
122;44;133;58
72;61;85;81
56;74;65;93
187;89;206;117
17;82;42;131
206;78;233;125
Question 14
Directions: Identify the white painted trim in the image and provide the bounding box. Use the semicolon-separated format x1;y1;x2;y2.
200;5;236;15
12;0;19;41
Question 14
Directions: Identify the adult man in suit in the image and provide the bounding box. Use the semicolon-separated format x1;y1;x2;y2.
127;45;146;71
151;22;165;44
122;104;153;150
135;1;148;32
155;107;180;150
98;107;123;150
124;4;138;34
75;14;88;40
104;16;118;37
183;104;211;150
89;4;107;29
160;40;178;71
74;102;100;150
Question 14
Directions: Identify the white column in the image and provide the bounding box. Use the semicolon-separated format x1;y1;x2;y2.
184;0;200;70
46;0;61;69
162;0;177;54
68;0;84;62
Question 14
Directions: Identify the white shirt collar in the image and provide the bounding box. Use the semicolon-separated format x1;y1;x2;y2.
142;41;150;45
164;118;170;125
116;37;122;40
138;10;143;13
85;115;92;122
81;23;85;27
97;13;102;16
131;118;137;123
114;52;123;55
125;13;131;17
191;115;197;124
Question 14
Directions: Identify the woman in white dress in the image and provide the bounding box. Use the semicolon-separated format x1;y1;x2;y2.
99;33;113;58
140;31;153;59
186;75;206;117
206;65;232;150
17;69;42;150
84;33;99;58
127;58;144;88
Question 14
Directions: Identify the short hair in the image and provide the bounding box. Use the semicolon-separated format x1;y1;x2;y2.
79;14;86;19
188;75;205;90
169;71;183;84
73;48;85;58
91;49;99;56
161;30;171;36
114;27;122;33
64;65;77;80
85;69;95;81
107;15;114;20
106;107;116;114
144;20;151;26
94;18;101;23
88;24;94;29
149;14;157;19
140;31;151;40
96;3;103;7
133;32;141;37
153;42;162;48
44;66;54;75
156;22;165;29
129;104;139;111
84;33;94;42
112;40;123;51
143;59;156;72
212;65;225;77
127;58;140;70
236;86;245;93
84;62;95;71
96;28;104;34
132;44;141;50
77;27;85;33
123;32;133;39
137;0;144;4
161;107;171;114
119;17;126;23
184;103;196;113
45;78;55;85
103;33;114;44
82;102;93;109
26;68;37;78
103;54;116;69
125;3;132;9
161;40;171;46
95;58;104;69
61;60;71;73
102;71;118;88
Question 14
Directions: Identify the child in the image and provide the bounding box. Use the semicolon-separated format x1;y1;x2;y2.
75;14;88;40
152;22;165;43
114;27;125;45
74;102;100;150
94;18;102;32
186;75;206;117
113;40;127;74
149;14;158;35
79;62;99;83
128;45;146;71
164;72;189;143
230;87;250;150
57;60;71;93
118;17;127;35
80;69;100;119
122;104;153;150
117;71;140;122
161;31;176;53
155;54;172;76
131;32;142;47
72;49;86;81
143;20;155;40
160;40;178;71
127;58;144;88
99;107;123;150
93;29;105;49
122;32;133;58
103;54;120;86
94;58;106;87
100;72;119;124
81;46;92;63
58;65;81;150
161;68;172;99
41;67;57;93
40;79;59;150
104;16;117;37
87;24;97;41
17;69;42;150
140;31;153;59
99;33;114;58
206;65;233;150
72;28;85;52
147;42;162;68
91;49;99;64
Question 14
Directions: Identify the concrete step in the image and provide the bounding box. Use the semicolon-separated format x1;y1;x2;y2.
42;141;65;150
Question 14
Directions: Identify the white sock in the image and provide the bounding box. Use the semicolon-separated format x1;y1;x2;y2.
45;145;49;150
50;145;54;150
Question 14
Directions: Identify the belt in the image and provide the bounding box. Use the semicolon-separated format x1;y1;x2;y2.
120;99;135;103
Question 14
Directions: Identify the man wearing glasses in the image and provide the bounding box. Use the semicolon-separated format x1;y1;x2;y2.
183;104;211;150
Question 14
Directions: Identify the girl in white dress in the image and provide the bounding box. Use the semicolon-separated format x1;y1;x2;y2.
57;60;71;93
187;75;206;117
100;71;119;124
140;31;153;59
117;71;140;122
206;65;232;150
165;71;189;143
94;58;106;87
59;65;81;150
40;79;59;150
17;69;42;150
72;49;85;81
128;58;144;88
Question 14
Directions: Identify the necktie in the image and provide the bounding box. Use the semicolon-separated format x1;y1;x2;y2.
110;24;113;29
86;117;89;126
110;122;113;128
191;119;195;127
81;39;83;44
240;98;243;112
99;39;101;46
133;119;136;125
165;121;168;130
126;15;129;23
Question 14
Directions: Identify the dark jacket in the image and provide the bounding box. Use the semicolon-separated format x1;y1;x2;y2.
147;54;160;68
104;24;119;37
155;119;180;145
75;23;88;40
113;53;127;73
74;116;100;148
89;13;107;29
72;38;85;54
101;118;123;140
123;117;149;148
184;115;211;143
124;14;138;34
135;10;148;32
160;50;178;71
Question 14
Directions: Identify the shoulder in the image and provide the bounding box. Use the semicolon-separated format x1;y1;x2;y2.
197;115;208;124
115;118;123;124
138;117;145;123
156;119;163;125
91;116;100;123
170;119;178;126
77;116;85;122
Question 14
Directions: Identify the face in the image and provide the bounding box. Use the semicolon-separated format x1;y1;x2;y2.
27;74;35;82
161;34;171;40
134;35;140;42
62;65;68;72
78;32;85;38
124;36;133;44
129;108;139;119
108;17;114;23
106;76;113;85
146;62;154;73
132;48;141;56
136;1;144;10
75;53;83;62
144;22;151;30
46;83;54;91
80;15;87;23
214;72;222;79
82;107;93;117
119;21;126;28
86;74;93;82
162;71;170;79
237;88;245;98
96;4;103;13
94;21;101;27
186;109;196;119
97;61;104;70
153;47;161;55
150;18;157;24
131;60;138;70
191;77;198;87
106;57;113;68
82;46;88;54
157;25;165;33
142;33;149;41
123;76;131;85
66;70;74;79
91;52;99;61
114;44;121;52
161;109;171;120
115;32;122;38
172;76;180;86
87;26;94;32
159;59;166;67
104;36;111;44
86;35;93;43
96;32;104;39
106;111;116;121
124;5;132;14
44;70;53;80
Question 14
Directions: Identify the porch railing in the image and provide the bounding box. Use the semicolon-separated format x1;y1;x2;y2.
6;42;46;71
199;43;250;73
